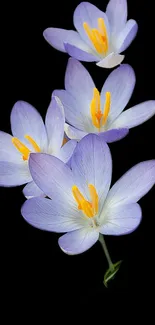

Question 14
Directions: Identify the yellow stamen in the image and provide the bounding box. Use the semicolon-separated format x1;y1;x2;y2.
72;184;98;218
90;88;102;129
72;185;85;210
12;135;41;161
88;184;98;215
83;22;102;54
90;88;111;129
62;137;68;146
102;92;111;125
24;135;41;152
92;29;107;54
12;137;30;161
98;18;108;53
83;18;108;55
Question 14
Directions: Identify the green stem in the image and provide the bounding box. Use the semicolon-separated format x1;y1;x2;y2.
99;234;114;271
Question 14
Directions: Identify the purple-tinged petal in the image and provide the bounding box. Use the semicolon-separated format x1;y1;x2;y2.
73;2;109;49
100;64;135;125
0;161;31;186
65;58;95;112
96;53;124;68
21;197;82;233
109;101;155;129
10;101;48;150
65;124;128;143
99;128;129;143
106;0;127;35
105;160;155;208
64;123;87;141
29;153;75;206
53;90;86;131
100;203;142;235
64;43;98;62
56;140;77;163
43;28;91;53
71;134;112;213
45;96;65;153
23;180;45;199
0;131;21;163
116;20;138;53
58;228;99;255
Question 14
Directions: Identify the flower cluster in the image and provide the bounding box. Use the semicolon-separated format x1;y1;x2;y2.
1;0;155;287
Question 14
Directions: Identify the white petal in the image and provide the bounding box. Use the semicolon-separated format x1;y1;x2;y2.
100;203;142;235
64;123;87;141
21;197;83;233
0;161;31;186
71;134;112;213
43;28;90;53
59;227;99;255
65;58;95;115
109;101;155;129
100;64;135;125
106;0;127;35
96;53;124;68
115;20;138;53
23;180;45;199
45;96;65;153
56;140;77;163
104;160;155;207
53;90;87;131
0;131;21;163
10;101;48;150
29;153;75;206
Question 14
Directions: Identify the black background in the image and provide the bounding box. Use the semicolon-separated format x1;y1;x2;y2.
1;0;155;300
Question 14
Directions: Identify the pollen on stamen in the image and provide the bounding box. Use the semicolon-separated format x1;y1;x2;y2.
98;18;108;54
83;18;109;55
25;135;41;152
12;135;41;161
90;88;103;129
12;137;30;161
72;184;99;218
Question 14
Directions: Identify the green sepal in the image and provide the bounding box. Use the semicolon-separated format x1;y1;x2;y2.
103;260;122;287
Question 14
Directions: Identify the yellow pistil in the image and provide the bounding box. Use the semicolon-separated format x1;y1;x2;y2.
72;184;99;218
12;135;41;161
90;88;111;129
83;18;108;55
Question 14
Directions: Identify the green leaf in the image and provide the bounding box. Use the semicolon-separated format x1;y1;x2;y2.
103;260;122;287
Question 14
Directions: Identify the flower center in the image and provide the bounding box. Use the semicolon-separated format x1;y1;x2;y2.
90;88;111;129
72;184;98;218
83;18;109;55
12;135;41;161
62;136;68;146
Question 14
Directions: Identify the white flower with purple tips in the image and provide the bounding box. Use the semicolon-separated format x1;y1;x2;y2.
53;58;155;143
43;0;138;68
21;134;155;258
0;96;77;198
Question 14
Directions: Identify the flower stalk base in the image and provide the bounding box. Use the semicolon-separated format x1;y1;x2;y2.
99;234;122;287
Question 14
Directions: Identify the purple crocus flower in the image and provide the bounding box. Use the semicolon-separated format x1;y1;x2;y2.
0;96;77;198
43;1;138;68
53;58;155;143
21;134;155;256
